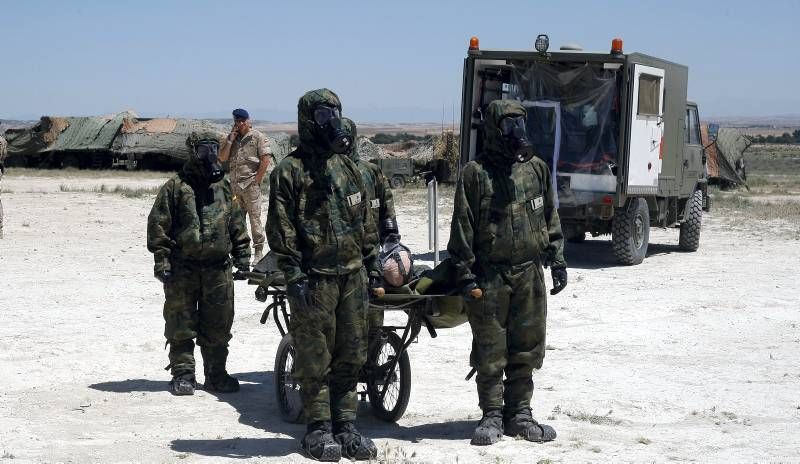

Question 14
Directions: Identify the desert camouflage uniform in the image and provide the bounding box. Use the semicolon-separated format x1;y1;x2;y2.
228;128;270;253
267;89;380;423
0;135;6;239
447;100;565;417
147;157;250;379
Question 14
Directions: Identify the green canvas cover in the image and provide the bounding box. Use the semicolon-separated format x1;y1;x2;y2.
111;117;224;161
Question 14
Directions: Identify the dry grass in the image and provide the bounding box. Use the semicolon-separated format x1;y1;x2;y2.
7;167;170;179
58;184;159;198
712;192;800;222
563;408;623;426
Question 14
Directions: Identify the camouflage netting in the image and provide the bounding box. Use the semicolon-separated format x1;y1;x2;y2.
355;136;388;161
433;130;460;175
266;132;292;165
702;125;749;186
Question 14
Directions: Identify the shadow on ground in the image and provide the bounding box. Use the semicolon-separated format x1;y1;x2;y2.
170;370;472;458
564;238;682;269
89;378;169;393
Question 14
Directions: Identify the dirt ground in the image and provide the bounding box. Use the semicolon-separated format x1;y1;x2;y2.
1;170;799;464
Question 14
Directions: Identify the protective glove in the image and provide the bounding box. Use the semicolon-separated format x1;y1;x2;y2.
287;279;313;313
232;262;249;280
461;280;483;300
155;269;172;284
369;275;386;298
550;267;568;296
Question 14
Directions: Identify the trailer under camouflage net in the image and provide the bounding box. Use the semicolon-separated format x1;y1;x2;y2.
2;113;292;171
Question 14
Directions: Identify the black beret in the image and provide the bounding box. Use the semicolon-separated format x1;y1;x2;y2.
232;108;249;120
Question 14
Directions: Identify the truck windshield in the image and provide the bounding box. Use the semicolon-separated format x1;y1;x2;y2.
508;61;621;176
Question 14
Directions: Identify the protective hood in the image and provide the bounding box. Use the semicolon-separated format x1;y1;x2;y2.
483;100;534;166
182;130;223;194
297;88;351;157
342;117;359;163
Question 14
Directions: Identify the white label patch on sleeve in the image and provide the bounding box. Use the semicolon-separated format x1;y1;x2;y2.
347;192;362;207
531;196;544;210
370;198;381;209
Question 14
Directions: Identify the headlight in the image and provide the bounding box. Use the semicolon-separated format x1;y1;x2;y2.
535;34;549;53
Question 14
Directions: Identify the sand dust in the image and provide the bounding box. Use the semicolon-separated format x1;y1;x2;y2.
0;172;798;463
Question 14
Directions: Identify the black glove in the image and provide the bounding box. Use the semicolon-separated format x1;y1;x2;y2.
287;279;313;313
155;269;172;284
232;262;249;280
461;279;482;300
550;267;568;295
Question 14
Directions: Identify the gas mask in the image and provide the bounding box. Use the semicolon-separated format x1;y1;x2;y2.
195;141;224;183
498;115;535;163
313;105;353;154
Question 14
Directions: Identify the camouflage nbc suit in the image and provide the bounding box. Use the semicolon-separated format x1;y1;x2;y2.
342;117;396;328
267;90;380;424
147;153;250;381
0;135;6;239
447;100;566;416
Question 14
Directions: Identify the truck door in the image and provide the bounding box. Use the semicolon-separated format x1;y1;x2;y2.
626;65;665;194
681;104;703;195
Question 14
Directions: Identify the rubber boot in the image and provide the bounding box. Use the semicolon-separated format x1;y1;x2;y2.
471;410;504;446
169;373;197;396
333;421;377;460
302;421;342;462
503;408;557;442
201;346;240;393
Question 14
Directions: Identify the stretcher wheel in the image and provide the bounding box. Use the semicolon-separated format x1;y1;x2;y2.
274;334;304;424
367;331;411;422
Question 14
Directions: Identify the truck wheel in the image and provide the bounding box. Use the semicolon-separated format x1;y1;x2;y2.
390;175;406;189
612;198;649;265
679;189;703;252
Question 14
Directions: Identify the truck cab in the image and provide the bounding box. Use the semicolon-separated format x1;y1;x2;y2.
459;36;706;264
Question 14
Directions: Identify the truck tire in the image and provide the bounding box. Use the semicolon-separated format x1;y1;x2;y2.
679;189;703;252
612;198;649;265
390;175;406;189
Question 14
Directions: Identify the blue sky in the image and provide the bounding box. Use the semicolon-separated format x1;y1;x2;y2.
1;0;798;122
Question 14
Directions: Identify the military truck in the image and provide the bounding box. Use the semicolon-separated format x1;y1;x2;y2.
377;158;414;188
459;35;706;265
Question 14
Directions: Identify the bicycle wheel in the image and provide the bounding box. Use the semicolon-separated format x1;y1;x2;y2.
274;334;304;424
367;331;411;422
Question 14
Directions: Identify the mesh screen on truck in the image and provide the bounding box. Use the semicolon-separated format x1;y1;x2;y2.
508;61;621;176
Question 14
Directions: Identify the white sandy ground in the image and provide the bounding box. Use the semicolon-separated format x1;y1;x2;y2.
0;172;799;464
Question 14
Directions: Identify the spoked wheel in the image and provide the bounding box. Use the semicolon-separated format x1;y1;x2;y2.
366;331;411;422
274;334;304;424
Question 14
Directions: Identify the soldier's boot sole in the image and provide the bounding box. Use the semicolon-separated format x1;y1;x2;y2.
470;412;504;446
301;436;342;462
504;422;557;442
169;378;196;396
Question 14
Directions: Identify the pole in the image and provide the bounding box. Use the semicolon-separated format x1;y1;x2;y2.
427;177;439;267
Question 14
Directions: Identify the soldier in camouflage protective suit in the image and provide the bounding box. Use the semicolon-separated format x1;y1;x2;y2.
447;100;568;445
342;117;398;328
267;89;383;462
147;131;251;396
